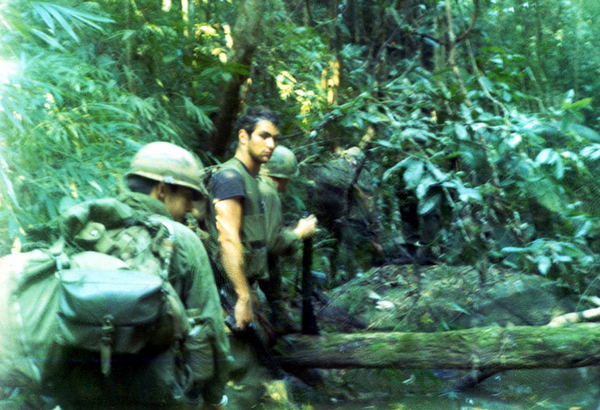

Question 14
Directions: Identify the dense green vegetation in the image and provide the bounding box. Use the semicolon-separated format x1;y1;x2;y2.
2;0;600;298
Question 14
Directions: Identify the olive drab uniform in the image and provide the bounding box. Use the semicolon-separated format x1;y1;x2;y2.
0;192;231;408
208;157;268;284
115;192;232;406
260;177;298;257
311;153;383;279
258;177;298;319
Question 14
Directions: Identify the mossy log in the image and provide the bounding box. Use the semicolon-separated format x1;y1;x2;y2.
276;323;600;371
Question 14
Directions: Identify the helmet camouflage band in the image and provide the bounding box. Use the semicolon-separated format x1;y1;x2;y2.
126;141;208;198
262;145;299;179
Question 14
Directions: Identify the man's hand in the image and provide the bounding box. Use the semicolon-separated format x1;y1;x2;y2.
234;295;253;330
371;238;385;255
293;214;318;240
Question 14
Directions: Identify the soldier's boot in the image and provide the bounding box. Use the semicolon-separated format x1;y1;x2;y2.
270;300;301;336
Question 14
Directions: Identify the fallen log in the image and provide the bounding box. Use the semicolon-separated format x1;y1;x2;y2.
276;323;600;371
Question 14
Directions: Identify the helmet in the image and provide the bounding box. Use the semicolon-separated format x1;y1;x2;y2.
126;142;208;198
342;146;365;164
262;145;299;179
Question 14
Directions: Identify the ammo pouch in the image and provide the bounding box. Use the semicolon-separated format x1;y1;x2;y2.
57;268;188;376
242;213;268;282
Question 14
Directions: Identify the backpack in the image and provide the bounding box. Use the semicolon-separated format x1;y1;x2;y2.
0;198;191;402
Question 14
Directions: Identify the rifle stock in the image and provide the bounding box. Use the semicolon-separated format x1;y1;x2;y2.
220;290;285;379
301;236;319;335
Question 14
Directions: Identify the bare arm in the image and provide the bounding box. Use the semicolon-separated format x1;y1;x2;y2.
214;197;253;330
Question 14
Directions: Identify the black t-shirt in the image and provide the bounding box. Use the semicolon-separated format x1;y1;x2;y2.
211;168;245;201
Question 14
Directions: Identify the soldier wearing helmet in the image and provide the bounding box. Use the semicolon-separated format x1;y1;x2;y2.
121;141;231;410
125;141;208;223
259;146;317;334
310;146;384;281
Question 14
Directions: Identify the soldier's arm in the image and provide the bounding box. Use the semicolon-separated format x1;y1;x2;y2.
214;197;253;330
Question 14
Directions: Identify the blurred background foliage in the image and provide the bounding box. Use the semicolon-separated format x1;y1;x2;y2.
2;0;600;295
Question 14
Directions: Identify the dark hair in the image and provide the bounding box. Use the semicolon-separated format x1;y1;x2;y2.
126;174;156;195
235;106;280;136
127;175;198;200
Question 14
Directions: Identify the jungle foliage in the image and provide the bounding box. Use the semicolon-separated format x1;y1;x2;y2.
2;0;600;297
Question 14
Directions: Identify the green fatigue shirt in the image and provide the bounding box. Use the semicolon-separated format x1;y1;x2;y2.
313;156;381;236
118;192;232;404
259;177;298;256
208;158;268;283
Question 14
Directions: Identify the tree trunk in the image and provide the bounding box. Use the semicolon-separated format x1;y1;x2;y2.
277;323;600;371
210;0;266;156
444;0;471;106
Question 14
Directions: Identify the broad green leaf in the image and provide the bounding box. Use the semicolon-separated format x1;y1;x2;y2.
403;160;424;190
535;148;554;164
569;123;600;142
376;140;400;150
454;123;468;140
502;246;531;254
506;133;522;148
418;192;441;215
580;144;600;159
456;185;482;202
416;175;436;201
527;179;565;213
480;76;494;92
537;256;551;275
448;303;470;315
563;97;592;111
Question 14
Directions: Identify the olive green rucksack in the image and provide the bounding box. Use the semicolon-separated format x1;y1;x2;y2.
0;198;191;403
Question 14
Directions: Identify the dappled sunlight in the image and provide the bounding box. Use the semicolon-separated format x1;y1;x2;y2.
0;60;17;84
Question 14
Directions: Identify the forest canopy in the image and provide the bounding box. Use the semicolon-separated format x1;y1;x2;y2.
2;0;600;297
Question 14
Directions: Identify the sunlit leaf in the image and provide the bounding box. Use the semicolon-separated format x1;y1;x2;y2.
569;123;600;142
403;160;424;190
416;175;437;201
563;97;592;111
455;123;468;140
30;28;67;51
418;192;441;215
537;256;551;275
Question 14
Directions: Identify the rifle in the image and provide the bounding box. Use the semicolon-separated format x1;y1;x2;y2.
301;193;320;335
220;289;285;380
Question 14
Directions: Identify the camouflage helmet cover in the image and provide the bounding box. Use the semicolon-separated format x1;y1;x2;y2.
262;145;299;179
126;141;208;197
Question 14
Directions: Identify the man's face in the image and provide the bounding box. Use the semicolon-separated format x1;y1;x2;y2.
163;185;195;223
245;119;279;165
271;176;289;193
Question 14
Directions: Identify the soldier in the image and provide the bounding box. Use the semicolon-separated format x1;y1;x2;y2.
259;145;318;335
311;146;384;281
122;141;231;409
208;106;279;331
57;141;231;409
